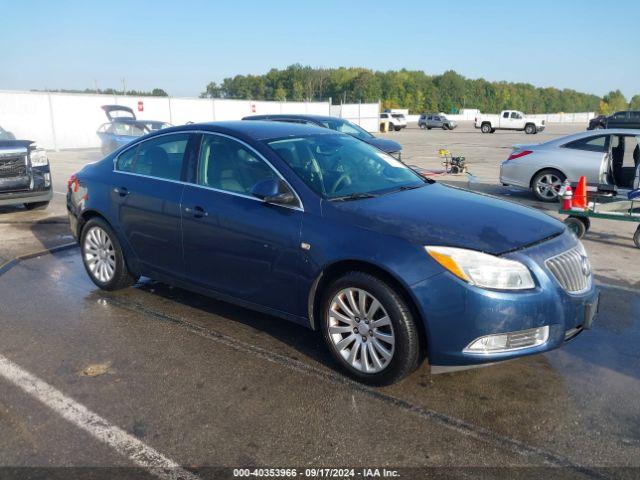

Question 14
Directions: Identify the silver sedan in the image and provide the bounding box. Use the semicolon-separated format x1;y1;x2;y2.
500;129;640;201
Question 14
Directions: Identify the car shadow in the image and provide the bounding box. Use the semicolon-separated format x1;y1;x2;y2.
129;278;338;372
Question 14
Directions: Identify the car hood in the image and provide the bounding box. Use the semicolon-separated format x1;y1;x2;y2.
364;137;402;154
327;183;564;255
0;139;34;149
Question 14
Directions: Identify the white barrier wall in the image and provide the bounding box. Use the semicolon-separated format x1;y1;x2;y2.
0;90;379;150
330;103;380;132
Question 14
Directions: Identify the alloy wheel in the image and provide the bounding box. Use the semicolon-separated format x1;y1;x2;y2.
327;288;395;374
83;226;116;283
535;173;562;200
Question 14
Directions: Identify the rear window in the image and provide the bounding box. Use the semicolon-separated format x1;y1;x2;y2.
116;133;190;181
563;135;608;153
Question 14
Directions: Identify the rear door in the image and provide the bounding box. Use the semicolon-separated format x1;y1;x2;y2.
112;132;196;278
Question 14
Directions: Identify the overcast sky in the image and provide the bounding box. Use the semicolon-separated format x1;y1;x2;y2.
2;0;638;99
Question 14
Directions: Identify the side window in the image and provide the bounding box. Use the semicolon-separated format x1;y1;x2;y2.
510;112;520;119
611;112;628;120
503;112;510;118
563;135;608;153
116;133;189;181
380;114;388;119
197;134;279;195
434;116;441;121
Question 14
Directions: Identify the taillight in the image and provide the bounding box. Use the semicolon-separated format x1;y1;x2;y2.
68;174;79;192
507;150;533;161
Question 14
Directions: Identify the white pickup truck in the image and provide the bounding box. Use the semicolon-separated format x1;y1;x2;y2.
474;110;545;134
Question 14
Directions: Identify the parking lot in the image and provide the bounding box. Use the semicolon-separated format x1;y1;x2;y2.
0;122;638;478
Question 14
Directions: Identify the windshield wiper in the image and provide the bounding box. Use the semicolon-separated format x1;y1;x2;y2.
329;192;379;202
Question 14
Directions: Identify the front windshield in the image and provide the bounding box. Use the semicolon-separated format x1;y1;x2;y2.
267;134;425;199
319;119;373;141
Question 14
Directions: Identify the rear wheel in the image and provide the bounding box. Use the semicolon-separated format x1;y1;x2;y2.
81;217;139;290
321;272;421;385
525;123;536;134
564;217;586;239
481;123;492;133
532;169;566;202
24;201;50;210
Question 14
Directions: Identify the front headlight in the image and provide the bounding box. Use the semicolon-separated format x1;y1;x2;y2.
30;149;49;167
425;246;535;290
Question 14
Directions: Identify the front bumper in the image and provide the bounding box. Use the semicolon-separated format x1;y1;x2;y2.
537;125;546;132
409;231;598;370
0;167;52;206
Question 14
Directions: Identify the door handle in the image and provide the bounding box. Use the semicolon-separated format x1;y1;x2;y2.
185;205;208;218
114;187;130;197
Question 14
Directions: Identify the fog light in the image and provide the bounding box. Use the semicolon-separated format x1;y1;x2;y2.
463;326;549;354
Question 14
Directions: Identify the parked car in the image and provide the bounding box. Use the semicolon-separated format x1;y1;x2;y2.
587;115;607;130
500;129;640;201
0;125;16;140
475;110;545;134
243;114;402;159
604;111;640;130
380;112;407;131
96;105;172;155
0;140;52;209
418;114;457;130
67;121;598;385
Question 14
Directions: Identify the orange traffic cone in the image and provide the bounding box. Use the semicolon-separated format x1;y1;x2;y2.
572;176;588;209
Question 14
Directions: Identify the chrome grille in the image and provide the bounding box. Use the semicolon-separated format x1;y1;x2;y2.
545;246;591;293
0;156;28;179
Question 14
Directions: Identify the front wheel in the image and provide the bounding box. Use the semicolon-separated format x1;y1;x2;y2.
525;124;536;134
321;272;421;385
81;217;139;290
532;169;566;202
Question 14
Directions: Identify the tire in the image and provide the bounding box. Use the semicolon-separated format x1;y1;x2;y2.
564;217;586;239
634;226;640;249
321;271;421;386
394;126;401;132
481;123;492;133
80;217;139;291
525;124;536;134
531;169;566;202
24;201;50;210
388;123;395;131
427;127;432;130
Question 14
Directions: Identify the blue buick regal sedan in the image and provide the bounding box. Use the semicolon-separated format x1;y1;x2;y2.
67;121;599;385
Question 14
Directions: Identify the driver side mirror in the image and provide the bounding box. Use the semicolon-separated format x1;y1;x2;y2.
251;178;298;207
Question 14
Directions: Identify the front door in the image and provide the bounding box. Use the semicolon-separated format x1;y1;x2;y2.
112;132;194;278
181;133;304;315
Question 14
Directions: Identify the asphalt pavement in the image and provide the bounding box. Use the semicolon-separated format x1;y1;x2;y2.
0;123;638;478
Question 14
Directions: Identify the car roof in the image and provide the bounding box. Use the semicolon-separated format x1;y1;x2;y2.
242;114;347;123
539;128;640;147
146;120;337;141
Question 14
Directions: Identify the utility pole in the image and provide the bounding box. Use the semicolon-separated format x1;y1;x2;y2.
121;78;126;95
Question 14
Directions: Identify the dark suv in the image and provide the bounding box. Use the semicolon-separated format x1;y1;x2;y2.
0;140;52;210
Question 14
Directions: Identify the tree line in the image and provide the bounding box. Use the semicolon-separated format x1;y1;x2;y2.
32;88;169;97
201;64;639;115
